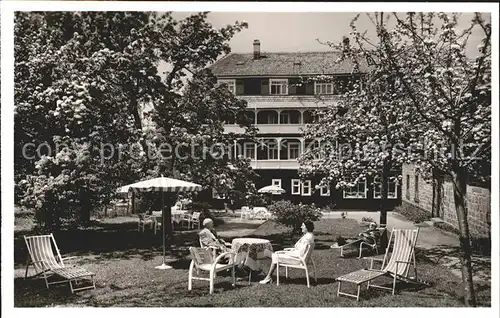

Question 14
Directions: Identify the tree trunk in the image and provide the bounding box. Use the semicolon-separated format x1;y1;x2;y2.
432;169;444;218
452;165;477;307
379;159;391;227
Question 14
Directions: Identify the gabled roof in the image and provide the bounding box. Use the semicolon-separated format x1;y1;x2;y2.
209;51;369;77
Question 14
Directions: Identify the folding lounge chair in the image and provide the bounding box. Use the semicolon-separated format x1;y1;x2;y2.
24;234;96;293
336;228;425;301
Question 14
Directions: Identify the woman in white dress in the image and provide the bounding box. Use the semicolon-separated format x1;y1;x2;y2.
259;221;315;284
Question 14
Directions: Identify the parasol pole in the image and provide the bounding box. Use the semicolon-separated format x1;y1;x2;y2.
156;178;172;269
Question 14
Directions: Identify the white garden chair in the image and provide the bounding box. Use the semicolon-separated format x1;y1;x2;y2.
276;243;317;288
188;247;236;294
138;213;154;233
24;234;96;293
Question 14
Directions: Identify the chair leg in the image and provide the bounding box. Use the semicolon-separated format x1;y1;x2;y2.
248;271;252;285
209;271;215;294
285;266;288;279
232;265;236;287
337;281;342;297
188;263;193;291
305;267;310;288
312;260;318;283
392;274;397;295
356;285;361;301
24;261;31;279
43;271;49;289
276;263;280;286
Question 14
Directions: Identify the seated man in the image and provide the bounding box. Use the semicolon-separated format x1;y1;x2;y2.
198;218;230;253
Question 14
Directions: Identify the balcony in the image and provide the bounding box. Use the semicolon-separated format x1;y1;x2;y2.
224;124;305;134
237;95;341;109
250;159;299;170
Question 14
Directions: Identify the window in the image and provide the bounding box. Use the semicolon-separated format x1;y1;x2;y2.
288;142;301;160
302;180;312;196
244;143;255;159
267;113;278;124
343;179;367;199
267;142;279;160
272;179;282;188
414;175;419;203
217;79;235;94
280;112;290;124
314;82;334;95
291;179;301;195
373;176;397;199
270;79;288;95
320;185;330;196
406;175;410;200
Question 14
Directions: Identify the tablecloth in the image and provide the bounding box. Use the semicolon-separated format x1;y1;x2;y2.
231;238;273;271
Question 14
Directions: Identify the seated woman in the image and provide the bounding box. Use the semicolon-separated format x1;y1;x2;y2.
259;221;315;284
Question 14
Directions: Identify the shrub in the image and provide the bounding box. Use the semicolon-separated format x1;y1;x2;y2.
268;200;322;235
393;203;430;223
187;201;211;214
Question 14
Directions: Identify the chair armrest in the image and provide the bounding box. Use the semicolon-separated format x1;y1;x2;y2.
214;251;236;264
224;242;232;247
283;248;295;251
395;260;412;264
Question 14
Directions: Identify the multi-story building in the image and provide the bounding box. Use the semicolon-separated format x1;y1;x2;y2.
208;40;401;210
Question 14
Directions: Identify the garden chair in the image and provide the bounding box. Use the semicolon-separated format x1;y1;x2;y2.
188;247;236;294
240;206;251;219
24;234;96;293
138;213;155;233
150;211;163;235
336;228;425;301
191;212;201;230
276;243;317;288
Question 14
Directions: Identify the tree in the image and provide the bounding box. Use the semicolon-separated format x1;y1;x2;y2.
320;12;491;306
299;43;416;227
14;12;252;230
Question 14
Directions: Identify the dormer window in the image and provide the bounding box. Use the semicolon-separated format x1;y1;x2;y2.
270;79;288;95
314;82;334;95
217;79;236;94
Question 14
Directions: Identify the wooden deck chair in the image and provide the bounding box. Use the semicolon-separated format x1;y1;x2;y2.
24;234;96;293
276;243;317;288
336;228;424;301
188;247;236;294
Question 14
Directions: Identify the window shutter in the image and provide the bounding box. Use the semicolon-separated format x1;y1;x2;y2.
236;79;244;95
288;79;297;95
261;79;269;95
305;83;314;95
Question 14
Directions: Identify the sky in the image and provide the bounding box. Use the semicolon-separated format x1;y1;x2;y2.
171;11;489;56
158;12;489;82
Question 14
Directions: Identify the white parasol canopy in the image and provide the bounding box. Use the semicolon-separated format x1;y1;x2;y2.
118;176;202;269
258;185;286;195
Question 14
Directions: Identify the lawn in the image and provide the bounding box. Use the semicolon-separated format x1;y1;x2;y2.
13;215;491;307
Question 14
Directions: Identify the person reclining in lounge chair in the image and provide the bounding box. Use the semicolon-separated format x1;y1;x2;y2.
331;222;381;249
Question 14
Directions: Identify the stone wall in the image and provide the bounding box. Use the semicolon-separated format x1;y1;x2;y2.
401;163;491;237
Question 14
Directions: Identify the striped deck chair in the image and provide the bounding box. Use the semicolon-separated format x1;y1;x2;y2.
336;228;425;301
24;234;96;293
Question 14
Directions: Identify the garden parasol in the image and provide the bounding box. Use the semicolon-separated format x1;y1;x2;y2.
258;185;285;204
118;176;202;269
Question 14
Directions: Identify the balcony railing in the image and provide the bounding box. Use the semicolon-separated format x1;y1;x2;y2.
224;124;305;134
250;159;299;170
237;95;341;109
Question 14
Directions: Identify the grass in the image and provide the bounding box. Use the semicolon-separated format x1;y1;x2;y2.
14;215;491;307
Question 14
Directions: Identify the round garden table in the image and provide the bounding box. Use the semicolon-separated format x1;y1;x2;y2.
231;238;273;271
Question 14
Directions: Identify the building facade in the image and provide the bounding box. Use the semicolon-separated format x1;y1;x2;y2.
208;40;401;210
